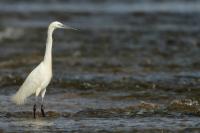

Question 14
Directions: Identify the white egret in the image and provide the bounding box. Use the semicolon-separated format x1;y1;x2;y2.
11;21;76;118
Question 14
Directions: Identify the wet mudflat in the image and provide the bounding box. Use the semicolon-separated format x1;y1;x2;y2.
0;0;200;132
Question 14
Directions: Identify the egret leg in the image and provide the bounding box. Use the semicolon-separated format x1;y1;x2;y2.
41;89;46;117
41;104;45;117
33;96;37;119
34;88;40;119
33;104;36;119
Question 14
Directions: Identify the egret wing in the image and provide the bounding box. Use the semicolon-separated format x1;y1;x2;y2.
11;62;44;105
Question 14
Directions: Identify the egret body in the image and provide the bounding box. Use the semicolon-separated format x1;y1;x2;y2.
11;21;75;118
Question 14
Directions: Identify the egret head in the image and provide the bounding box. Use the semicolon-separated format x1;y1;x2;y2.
49;21;77;30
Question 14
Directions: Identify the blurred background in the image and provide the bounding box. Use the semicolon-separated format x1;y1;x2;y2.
0;0;200;133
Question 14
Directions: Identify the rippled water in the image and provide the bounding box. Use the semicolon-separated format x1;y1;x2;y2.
0;0;200;132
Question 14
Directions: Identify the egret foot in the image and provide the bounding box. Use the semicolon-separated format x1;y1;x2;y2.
33;104;36;119
41;104;46;117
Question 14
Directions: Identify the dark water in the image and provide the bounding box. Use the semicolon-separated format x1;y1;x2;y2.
0;0;200;132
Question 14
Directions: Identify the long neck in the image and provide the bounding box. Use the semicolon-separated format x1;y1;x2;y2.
44;27;54;66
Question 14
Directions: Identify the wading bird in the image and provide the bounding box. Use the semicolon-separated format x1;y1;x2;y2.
11;21;76;118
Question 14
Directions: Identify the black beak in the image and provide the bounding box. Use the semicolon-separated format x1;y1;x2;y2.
62;25;78;30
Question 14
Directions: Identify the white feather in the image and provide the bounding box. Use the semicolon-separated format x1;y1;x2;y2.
11;62;52;105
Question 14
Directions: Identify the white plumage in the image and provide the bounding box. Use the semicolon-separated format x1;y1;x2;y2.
11;62;52;105
11;21;76;117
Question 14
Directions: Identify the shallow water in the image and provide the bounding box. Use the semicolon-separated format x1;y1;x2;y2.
0;0;200;132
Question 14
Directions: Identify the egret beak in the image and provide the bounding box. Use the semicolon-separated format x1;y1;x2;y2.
62;25;78;30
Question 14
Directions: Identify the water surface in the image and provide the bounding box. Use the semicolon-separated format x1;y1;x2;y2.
0;0;200;132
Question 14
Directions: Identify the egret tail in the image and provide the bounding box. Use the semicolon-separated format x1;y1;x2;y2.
11;82;37;105
11;84;36;105
11;91;26;105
